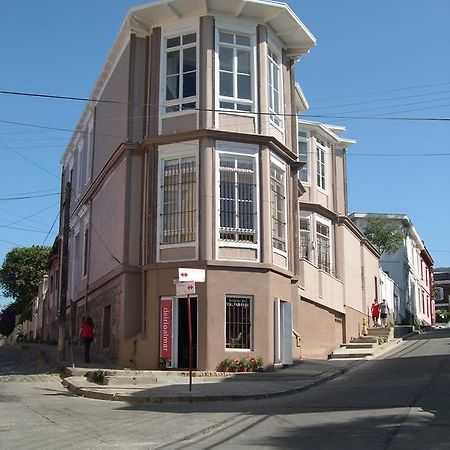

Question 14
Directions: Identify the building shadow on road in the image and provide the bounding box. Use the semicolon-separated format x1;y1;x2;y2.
108;337;450;449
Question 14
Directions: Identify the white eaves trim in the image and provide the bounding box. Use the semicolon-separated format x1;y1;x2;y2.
294;82;309;113
297;119;356;147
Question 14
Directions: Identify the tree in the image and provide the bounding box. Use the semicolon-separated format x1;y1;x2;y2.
0;246;51;321
363;217;404;255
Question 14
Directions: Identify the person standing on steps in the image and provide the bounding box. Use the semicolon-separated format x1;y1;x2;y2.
79;316;95;363
371;299;380;327
380;300;390;327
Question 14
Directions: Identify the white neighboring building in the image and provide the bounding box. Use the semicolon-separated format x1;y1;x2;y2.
379;269;399;324
350;214;433;326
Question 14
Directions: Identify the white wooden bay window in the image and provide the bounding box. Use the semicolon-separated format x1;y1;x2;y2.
268;47;283;128
159;151;197;246
163;32;197;113
316;217;331;273
217;144;259;248
270;157;287;253
218;31;254;112
316;138;327;190
298;130;309;183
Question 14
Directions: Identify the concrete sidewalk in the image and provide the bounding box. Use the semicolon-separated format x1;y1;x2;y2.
24;339;403;404
60;359;358;404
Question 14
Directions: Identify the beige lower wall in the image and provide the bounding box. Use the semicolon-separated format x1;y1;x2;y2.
344;306;366;343
133;265;295;370
298;297;344;359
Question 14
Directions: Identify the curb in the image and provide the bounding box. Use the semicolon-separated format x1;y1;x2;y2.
61;361;360;404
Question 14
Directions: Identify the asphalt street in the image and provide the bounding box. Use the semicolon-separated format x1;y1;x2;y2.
1;329;450;449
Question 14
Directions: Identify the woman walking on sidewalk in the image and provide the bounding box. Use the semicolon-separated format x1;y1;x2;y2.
79;317;95;363
371;300;380;327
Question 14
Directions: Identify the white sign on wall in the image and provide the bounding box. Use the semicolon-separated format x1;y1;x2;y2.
176;282;196;296
178;268;205;283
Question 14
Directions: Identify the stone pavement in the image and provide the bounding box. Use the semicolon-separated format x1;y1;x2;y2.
19;338;404;404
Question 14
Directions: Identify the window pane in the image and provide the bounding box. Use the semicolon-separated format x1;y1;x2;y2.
273;67;279;91
236;35;250;46
219;32;233;43
219;155;256;243
182;102;196;110
167;36;180;48
220;72;233;97
166;50;180;76
166;105;180;113
237;74;251;100
237;103;252;112
237;50;250;74
220;101;234;109
183;71;196;98
183;47;196;72
166;75;179;101
226;296;252;349
182;33;196;44
219;46;233;71
273;91;280;113
161;157;196;244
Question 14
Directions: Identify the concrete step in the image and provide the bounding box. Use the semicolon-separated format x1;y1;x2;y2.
329;347;375;359
341;342;378;350
103;375;157;386
351;336;378;344
367;328;394;338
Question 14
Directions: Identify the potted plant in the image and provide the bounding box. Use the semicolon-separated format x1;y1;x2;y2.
256;356;264;372
158;357;167;369
238;356;250;372
221;358;232;372
228;356;240;372
244;354;258;372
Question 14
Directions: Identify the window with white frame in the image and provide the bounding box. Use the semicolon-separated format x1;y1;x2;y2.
299;211;311;261
218;31;253;112
268;47;282;128
298;130;308;183
270;159;287;252
225;295;252;349
71;230;81;299
219;153;257;243
316;138;327;190
85;124;93;184
164;32;197;113
316;218;331;273
82;225;89;277
160;157;197;244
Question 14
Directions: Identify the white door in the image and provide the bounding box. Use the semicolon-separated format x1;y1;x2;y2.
274;299;293;365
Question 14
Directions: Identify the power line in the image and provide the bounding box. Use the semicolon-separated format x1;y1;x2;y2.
308;81;450;103
324;97;450;116
0;189;59;198
0;193;60;201
42;211;60;246
0;223;53;234
0;86;449;125
0;89;125;105
347;152;450;157
0;237;22;247
0;140;60;179
309;89;450;111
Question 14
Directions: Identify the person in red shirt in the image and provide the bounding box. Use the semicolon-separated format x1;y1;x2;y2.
79;316;95;363
371;300;380;327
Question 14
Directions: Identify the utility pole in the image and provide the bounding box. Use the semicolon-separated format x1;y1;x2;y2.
57;182;71;362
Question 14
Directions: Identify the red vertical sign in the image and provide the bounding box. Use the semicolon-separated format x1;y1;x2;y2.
160;298;172;360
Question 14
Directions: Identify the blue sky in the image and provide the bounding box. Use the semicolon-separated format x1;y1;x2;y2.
0;0;449;307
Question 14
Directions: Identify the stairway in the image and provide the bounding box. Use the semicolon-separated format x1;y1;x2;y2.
329;327;394;360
